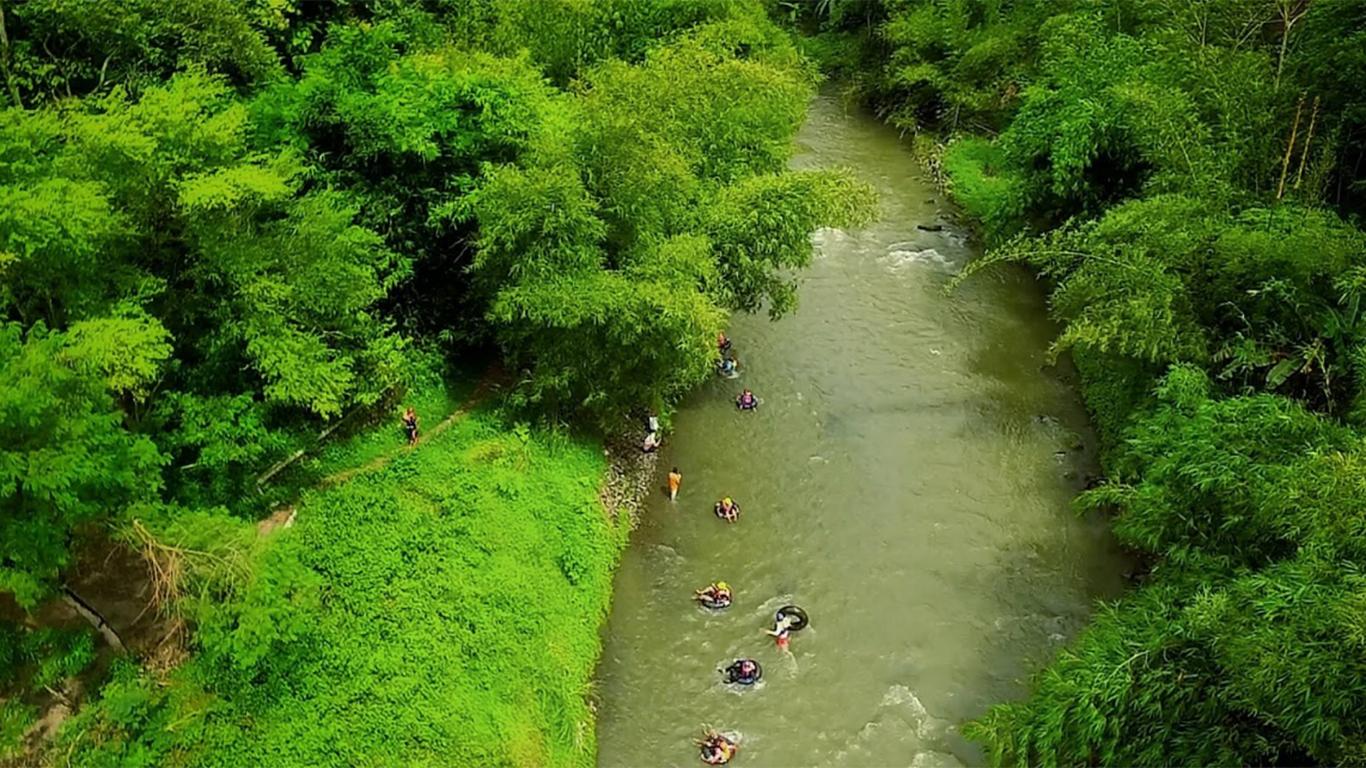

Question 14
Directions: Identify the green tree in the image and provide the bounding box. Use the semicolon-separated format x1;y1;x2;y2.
706;169;876;316
3;0;286;105
64;70;406;418
0;322;165;609
251;23;558;335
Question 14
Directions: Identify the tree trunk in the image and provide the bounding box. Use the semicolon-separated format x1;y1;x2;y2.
1273;0;1308;92
1293;95;1320;190
61;586;128;655
1277;95;1304;199
0;0;23;107
254;407;361;489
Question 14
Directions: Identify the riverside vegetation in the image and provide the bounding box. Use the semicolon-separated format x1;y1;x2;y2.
0;2;872;765
792;0;1366;765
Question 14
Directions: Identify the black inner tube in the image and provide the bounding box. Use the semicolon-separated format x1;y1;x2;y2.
724;660;762;685
700;739;734;764
776;605;809;631
698;595;731;609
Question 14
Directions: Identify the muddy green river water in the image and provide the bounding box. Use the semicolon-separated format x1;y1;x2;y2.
594;93;1128;767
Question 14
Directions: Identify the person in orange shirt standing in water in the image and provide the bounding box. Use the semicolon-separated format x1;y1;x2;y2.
667;467;682;501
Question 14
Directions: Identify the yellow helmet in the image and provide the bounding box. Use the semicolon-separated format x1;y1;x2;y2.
716;581;730;591
722;497;733;505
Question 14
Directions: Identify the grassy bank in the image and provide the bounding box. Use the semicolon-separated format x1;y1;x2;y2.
58;379;629;767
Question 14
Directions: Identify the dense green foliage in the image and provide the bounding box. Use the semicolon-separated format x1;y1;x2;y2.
803;0;1366;764
0;623;96;754
0;322;164;606
0;1;870;764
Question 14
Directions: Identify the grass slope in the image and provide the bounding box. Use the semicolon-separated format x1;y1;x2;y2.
228;413;623;767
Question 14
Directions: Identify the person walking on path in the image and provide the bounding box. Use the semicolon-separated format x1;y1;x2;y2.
402;406;419;446
667;467;682;500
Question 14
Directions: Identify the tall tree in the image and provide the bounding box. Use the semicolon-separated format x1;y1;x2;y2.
0;321;165;609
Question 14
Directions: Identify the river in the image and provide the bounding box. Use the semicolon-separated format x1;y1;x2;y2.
593;92;1128;767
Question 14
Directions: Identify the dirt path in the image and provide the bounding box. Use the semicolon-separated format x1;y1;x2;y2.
258;371;503;535
322;375;501;486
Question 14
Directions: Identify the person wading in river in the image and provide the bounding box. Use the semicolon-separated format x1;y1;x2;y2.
765;613;795;651
668;467;682;501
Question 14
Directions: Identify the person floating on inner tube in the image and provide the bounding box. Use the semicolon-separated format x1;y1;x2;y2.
722;658;762;685
698;730;737;765
735;388;757;410
717;356;737;377
694;582;732;608
714;497;739;523
717;332;732;355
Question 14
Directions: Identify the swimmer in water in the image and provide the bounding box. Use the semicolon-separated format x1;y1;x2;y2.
735;389;757;410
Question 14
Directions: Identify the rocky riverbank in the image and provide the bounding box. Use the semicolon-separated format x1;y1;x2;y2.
599;429;660;525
